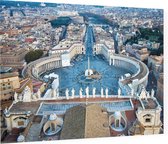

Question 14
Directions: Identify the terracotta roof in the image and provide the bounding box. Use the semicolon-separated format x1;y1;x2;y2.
9;101;41;114
60;104;110;140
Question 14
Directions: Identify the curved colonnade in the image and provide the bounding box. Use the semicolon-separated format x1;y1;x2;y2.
23;54;149;94
22;55;61;81
110;54;149;93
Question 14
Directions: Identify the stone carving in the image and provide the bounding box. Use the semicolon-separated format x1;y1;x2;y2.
23;86;32;102
92;87;96;98
79;88;83;98
71;88;75;98
101;87;104;98
105;88;108;98
65;88;69;100
85;86;89;98
14;92;18;102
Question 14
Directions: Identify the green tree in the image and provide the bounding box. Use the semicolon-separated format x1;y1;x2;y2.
25;49;43;63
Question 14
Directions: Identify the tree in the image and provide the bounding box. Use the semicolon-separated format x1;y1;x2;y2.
25;49;43;63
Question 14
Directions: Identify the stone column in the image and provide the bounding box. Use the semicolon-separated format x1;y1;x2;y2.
113;58;115;65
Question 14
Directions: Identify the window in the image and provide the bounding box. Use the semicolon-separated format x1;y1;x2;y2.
18;121;24;126
143;114;152;123
145;118;151;123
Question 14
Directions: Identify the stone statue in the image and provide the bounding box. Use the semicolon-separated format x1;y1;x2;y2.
32;93;37;100
92;87;96;98
71;88;75;98
85;86;89;98
139;87;147;100
14;92;18;102
118;88;121;97
105;88;108;98
79;88;83;98
23;86;32;102
65;88;69;100
101;87;104;98
36;89;41;99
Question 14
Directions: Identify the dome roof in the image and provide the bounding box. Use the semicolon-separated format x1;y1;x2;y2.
17;135;25;142
49;113;57;121
113;111;122;119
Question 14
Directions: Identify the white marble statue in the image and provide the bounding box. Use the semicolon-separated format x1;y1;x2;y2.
105;88;108;98
85;86;89;98
23;86;32;102
92;87;96;98
139;87;147;100
71;88;75;98
14;92;18;102
118;88;121;97
32;93;37;100
79;88;83;98
65;88;69;100
36;89;41;99
101;87;104;98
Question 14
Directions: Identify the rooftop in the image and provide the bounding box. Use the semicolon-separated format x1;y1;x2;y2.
9;101;41;114
0;72;19;79
141;98;158;109
60;104;110;139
